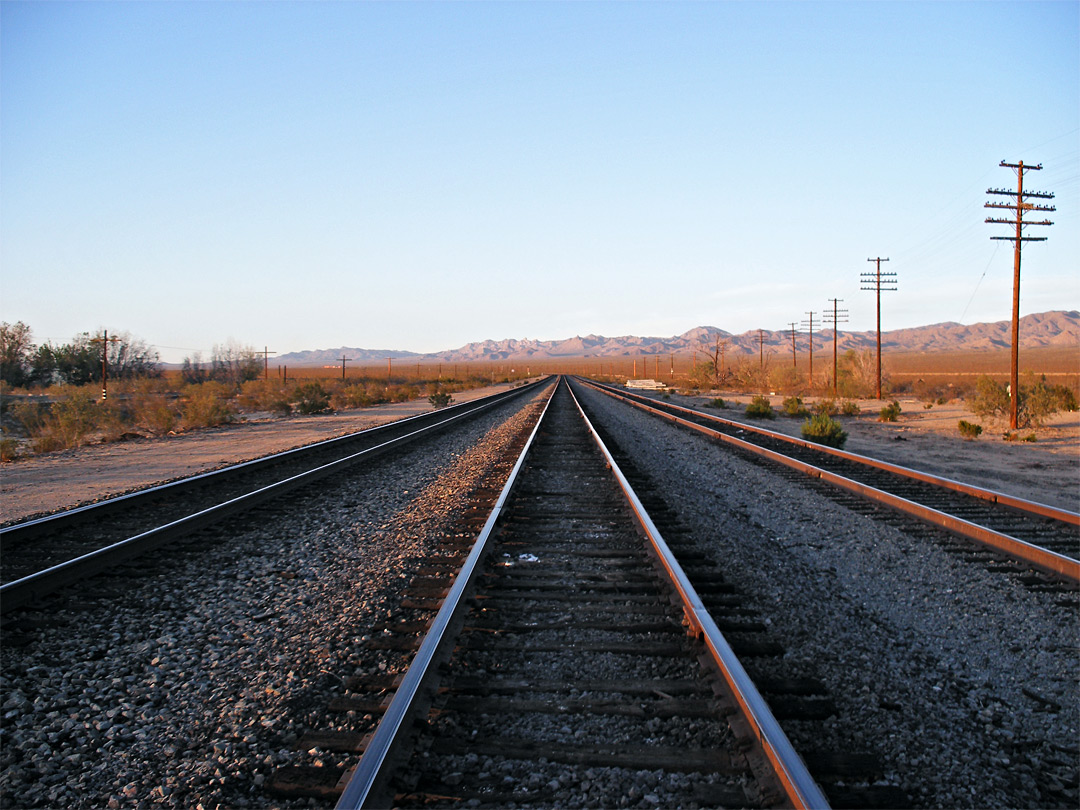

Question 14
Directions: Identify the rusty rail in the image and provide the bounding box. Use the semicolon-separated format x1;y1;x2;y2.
581;380;1079;584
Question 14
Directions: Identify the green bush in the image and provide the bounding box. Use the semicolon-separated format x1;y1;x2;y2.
814;398;838;417
781;396;809;417
428;391;453;408
801;413;848;448
957;420;983;440
878;401;902;422
745;395;775;419
1;437;19;461
840;400;861;416
1054;385;1078;412
971;374;1069;428
970;376;1010;421
707;397;726;408
294;382;331;414
182;382;236;429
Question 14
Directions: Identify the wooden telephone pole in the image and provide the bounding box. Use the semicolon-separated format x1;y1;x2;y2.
788;322;798;368
800;312;817;387
826;298;849;397
985;160;1055;430
90;331;121;400
262;346;277;381
861;258;895;400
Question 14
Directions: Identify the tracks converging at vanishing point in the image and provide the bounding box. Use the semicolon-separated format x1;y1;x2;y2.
1;375;1076;809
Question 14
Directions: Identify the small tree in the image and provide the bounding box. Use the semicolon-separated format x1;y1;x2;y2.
878;401;902;422
0;321;34;387
209;341;262;388
745;395;775;419
294;382;331;414
957;420;983;440
801;413;848;448
781;396;809;417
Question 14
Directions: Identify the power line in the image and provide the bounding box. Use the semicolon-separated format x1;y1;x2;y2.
985;159;1055;430
826;298;849;398
860;258;896;400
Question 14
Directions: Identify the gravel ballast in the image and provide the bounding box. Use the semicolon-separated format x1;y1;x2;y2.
575;382;1078;809
0;388;549;810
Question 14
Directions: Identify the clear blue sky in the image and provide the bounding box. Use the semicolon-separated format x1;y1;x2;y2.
2;1;1077;363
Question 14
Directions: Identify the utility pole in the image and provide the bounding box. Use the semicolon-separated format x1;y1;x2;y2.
387;357;392;380
262;346;277;381
826;298;849;397
985;160;1055;430
757;330;766;370
788;322;798;368
90;331;121;400
800;312;817;387
339;355;352;381
861;258;896;400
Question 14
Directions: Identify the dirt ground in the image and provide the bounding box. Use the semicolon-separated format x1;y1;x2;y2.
679;392;1079;513
2;382;1077;525
0;382;523;526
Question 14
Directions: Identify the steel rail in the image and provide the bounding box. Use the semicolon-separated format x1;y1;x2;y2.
2;379;549;540
334;380;558;809
580;380;1080;584
565;382;831;810
588;380;1078;526
0;381;549;614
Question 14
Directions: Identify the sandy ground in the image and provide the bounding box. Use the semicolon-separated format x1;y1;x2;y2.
2;382;1077;525
676;392;1079;513
0;382;524;526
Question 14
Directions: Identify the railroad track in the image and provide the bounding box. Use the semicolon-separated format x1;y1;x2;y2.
277;378;875;809
579;379;1079;585
0;380;548;614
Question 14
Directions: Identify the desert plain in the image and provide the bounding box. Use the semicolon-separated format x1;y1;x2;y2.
1;376;1077;526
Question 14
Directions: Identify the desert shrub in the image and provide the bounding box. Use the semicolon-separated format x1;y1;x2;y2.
781;396;809;417
936;396;949;405
769;365;803;394
49;387;100;447
129;378;179;435
813;398;838;417
239;379;292;416
970;376;1010;421
924;402;933;410
9;387;101;451
387;384;419;403
0;437;17;461
878;401;902;422
840;400;861;416
801;413;848;448
1024;377;1062;428
1021;433;1037;442
745;396;775;419
1053;385;1078;412
294;382;331;414
957;420;983;440
428;391;453;408
334;384;376;409
707;397;726;408
181;382;235;429
971;374;1068;428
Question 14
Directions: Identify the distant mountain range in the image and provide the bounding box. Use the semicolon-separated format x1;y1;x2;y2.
275;310;1079;366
